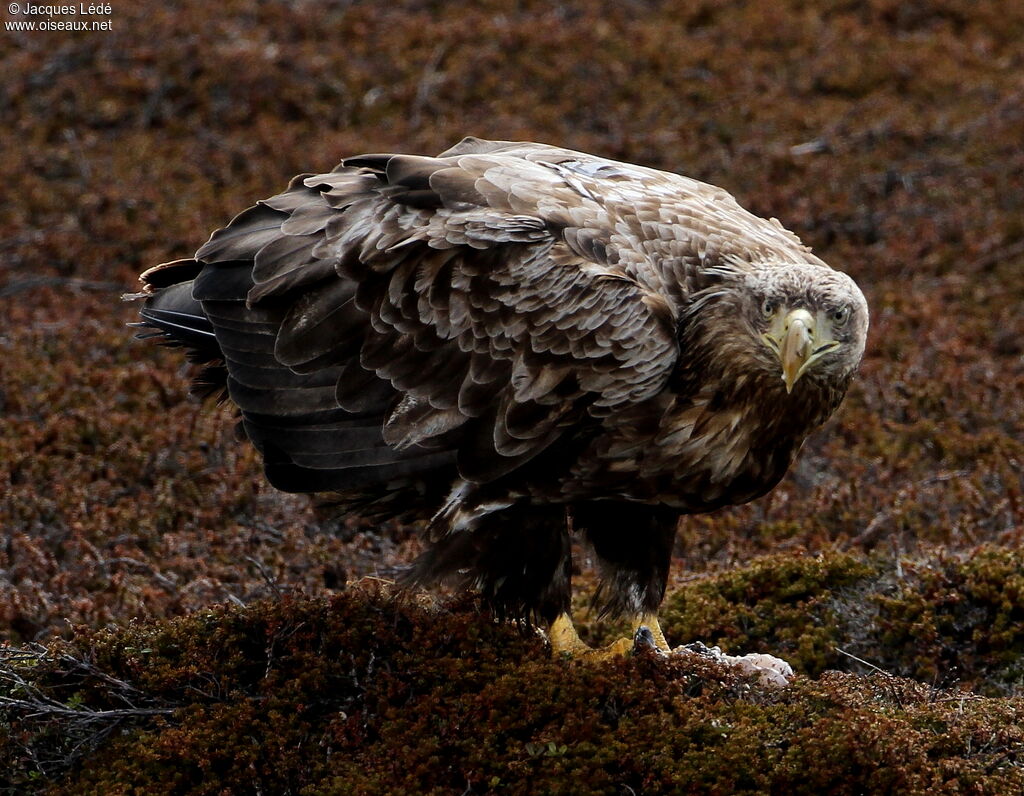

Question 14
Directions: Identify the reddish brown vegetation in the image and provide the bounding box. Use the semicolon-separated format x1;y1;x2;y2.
2;0;1023;792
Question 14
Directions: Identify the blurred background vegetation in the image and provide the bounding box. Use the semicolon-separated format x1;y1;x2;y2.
2;1;1024;792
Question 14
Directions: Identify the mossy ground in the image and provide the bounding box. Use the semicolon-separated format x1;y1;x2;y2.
4;586;1024;795
2;0;1023;792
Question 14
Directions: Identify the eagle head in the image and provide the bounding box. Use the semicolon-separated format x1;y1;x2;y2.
747;264;869;394
683;262;868;401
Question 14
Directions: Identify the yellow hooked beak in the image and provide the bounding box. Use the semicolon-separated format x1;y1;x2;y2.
761;308;840;393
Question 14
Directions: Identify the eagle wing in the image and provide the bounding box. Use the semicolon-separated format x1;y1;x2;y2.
147;138;809;497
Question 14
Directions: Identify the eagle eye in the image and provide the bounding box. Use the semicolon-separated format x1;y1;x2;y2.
831;305;851;326
760;298;776;318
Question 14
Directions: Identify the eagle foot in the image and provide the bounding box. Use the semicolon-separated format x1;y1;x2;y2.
548;614;635;661
549;613;672;661
548;615;793;684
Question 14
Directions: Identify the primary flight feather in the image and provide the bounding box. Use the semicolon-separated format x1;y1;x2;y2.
135;137;868;657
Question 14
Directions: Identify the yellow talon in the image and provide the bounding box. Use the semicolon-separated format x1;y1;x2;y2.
548;612;671;660
634;612;671;652
548;613;595;657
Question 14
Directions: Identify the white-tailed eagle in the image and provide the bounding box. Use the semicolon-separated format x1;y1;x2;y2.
134;137;868;660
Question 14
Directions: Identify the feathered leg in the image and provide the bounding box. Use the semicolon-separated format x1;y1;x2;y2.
546;503;677;659
407;503;573;624
576;502;678;617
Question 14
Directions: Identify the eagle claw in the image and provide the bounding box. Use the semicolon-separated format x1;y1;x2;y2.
633;625;662;653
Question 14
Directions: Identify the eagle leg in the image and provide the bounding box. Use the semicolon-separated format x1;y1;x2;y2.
574;502;679;621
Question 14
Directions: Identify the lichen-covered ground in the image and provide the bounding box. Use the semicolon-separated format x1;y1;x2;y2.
2;1;1023;792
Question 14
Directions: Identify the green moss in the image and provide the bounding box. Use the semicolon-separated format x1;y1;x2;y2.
660;546;1024;696
662;551;876;676
871;548;1024;692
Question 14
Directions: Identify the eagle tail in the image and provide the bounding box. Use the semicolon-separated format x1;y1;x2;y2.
132;249;457;512
130;262;228;401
